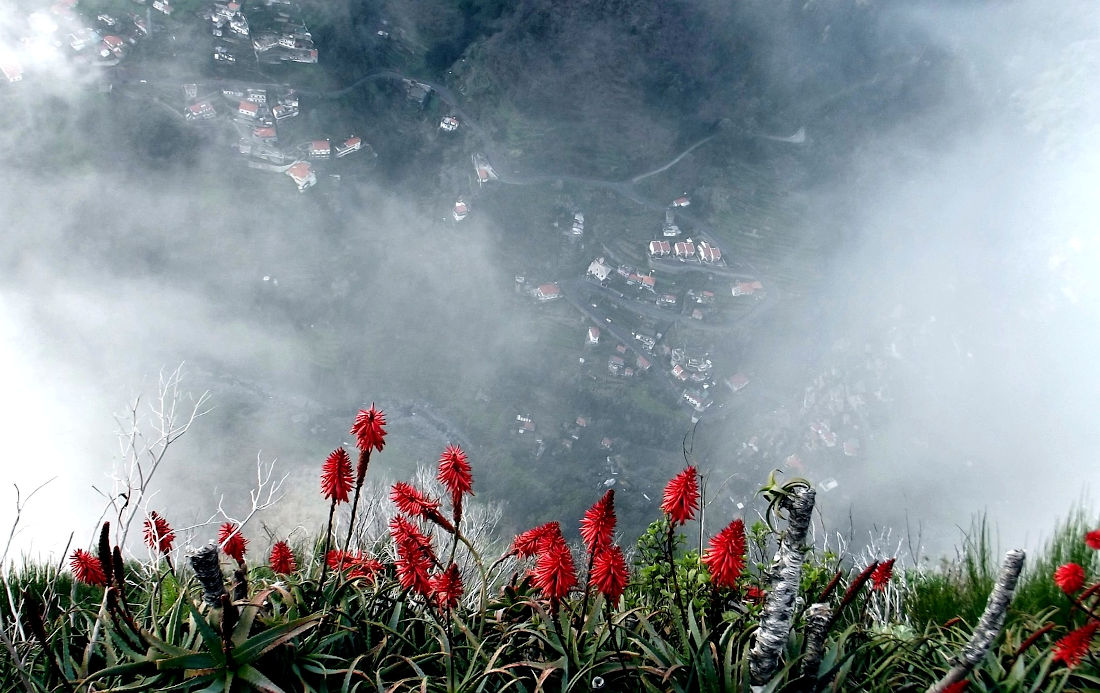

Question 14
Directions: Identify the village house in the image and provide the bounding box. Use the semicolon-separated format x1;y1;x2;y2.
309;140;330;159
671;364;687;381
586;326;600;346
663;210;681;237
335;136;361;157
682;390;711;412
285;161;316;192
657;294;677;308
1;61;23;82
253;126;277;140
636;355;651;371
238;100;259;118
726;373;750;393
229;14;249;36
100;35;124;58
152;0;172;15
674;240;696;260
246;89;267;104
186;101;216;120
535;283;560;301
570;212;584;236
637;274;656;293
634;331;656;350
732;280;764;297
272;103;298;120
440;115;459;132
691;308;703;320
698;241;722;263
608;356;625;375
648;240;671;257
586;257;611;283
69;27;98;51
452;199;469;221
672;195;691;207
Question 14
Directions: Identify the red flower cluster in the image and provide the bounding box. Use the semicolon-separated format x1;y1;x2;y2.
437;445;473;502
391;482;455;533
1086;529;1100;551
431;563;464;611
744;586;766;603
532;539;577;602
703;518;746;588
351;404;387;453
269;541;297;574
579;490;616;553
69;549;107;586
218;522;248;563
941;680;969;693
1052;621;1098;668
143;512;175;554
1054;563;1086;594
321;448;354;503
510;522;563;558
661;466;699;525
589;544;628;602
391;516;435;595
871;558;896;591
326;550;384;580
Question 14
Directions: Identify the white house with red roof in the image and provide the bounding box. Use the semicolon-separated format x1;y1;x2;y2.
452;199;469;221
586;326;600;346
1;60;23;83
586;257;611;282
285;161;316;192
732;280;764;297
309;140;330;159
335;136;361;157
253;126;276;140
638;274;656;292
672;195;691;207
186;101;216;120
698;241;722;263
535;283;560;301
648;240;671;257
440;115;459;132
238;100;258;118
674;240;696;259
671;364;687;381
100;35;124;58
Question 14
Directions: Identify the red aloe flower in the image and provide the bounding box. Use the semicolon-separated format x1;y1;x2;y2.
1052;621;1098;668
431;563;464;611
871;558;897;591
218;522;248;564
703;518;747;588
661;466;699;525
510;522;563;557
1054;563;1086;594
394;532;433;595
437;445;473;514
390;482;455;533
590;544;628;602
389;515;437;563
351;404;387;453
269;541;297;574
579;490;616;554
70;549;107;586
327;550;383;579
143;512;175;554
532;539;576;602
744;586;766;603
942;680;969;693
321;448;354;503
1086;529;1100;550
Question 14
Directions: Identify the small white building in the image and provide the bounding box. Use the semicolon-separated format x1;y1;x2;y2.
586;257;612;283
535;283;561;301
334;136;361;157
452;199;469;221
440;115;459;132
285;161;316;192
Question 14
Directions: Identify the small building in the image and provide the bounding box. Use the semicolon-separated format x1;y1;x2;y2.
636;355;651;371
335;136;361;157
671;364;687;381
570;212;584;236
691;308;704;320
309;140;331;159
674;240;696;259
608;356;625;374
586;257;612;283
698;241;722;263
843;439;860;457
648;240;671;257
672;195;691;207
682;390;711;412
152;0;172;15
732;280;764;297
452;199;469;222
616;344;627;355
440;115;459;132
726;373;750;393
663;210;681;237
238;100;259;118
253;127;277;140
586;326;600;346
638;274;656;293
1;61;23;83
246;89;267;104
186;101;216;120
100;35;125;58
576;417;588;428
536;283;560;301
273;104;298;120
285;161;316;192
657;294;677;308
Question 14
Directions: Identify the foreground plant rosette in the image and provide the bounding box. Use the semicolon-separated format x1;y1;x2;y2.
7;406;1100;691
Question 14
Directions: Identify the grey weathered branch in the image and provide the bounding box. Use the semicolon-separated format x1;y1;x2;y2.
799;602;833;683
749;486;816;687
927;548;1026;693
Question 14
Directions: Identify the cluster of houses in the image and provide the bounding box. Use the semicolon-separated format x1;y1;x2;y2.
208;0;318;64
647;237;723;264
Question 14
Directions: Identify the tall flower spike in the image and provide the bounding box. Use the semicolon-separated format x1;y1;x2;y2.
437;444;473;520
321;448;354;503
661;466;699;525
1052;621;1098;668
703;518;747;588
590;545;628;603
218;522;249;564
431;563;464;611
510;521;563;557
389;515;437;563
269;541;296;574
69;549;107;586
144;512;176;554
579;489;616;554
871;558;896;591
1086;529;1100;550
393;529;434;595
390;482;455;533
532;539;576;602
1054;563;1086;594
351;404;387;453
